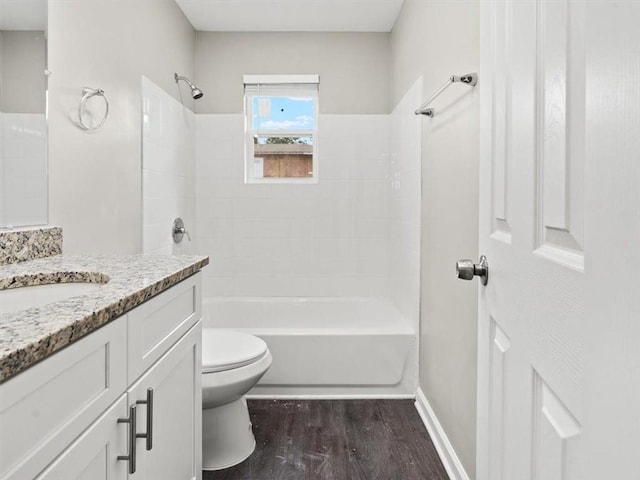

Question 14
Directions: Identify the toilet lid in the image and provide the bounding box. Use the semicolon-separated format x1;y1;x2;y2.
202;329;268;373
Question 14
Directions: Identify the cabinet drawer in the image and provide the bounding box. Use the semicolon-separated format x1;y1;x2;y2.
0;318;127;480
128;273;201;383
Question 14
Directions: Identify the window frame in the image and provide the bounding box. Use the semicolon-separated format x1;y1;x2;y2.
243;75;320;184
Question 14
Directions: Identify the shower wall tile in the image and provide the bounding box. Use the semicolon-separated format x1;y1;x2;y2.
389;78;422;330
142;76;196;256
196;113;390;298
1;113;47;227
0;112;3;227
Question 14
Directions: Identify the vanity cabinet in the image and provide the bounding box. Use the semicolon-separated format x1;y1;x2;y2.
0;273;202;480
126;324;201;480
34;395;129;480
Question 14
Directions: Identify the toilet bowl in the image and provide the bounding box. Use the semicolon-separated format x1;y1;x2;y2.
201;328;272;471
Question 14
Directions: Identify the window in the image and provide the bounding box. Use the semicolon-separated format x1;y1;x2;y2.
244;75;319;183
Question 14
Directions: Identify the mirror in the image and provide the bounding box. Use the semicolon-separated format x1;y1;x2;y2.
0;0;48;228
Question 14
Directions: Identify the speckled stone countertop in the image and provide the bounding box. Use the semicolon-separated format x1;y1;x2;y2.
0;254;209;383
0;226;63;265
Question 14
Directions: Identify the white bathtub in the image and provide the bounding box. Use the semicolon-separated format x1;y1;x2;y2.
202;297;417;398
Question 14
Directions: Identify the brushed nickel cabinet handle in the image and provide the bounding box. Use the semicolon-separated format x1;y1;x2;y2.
136;388;154;450
117;405;137;474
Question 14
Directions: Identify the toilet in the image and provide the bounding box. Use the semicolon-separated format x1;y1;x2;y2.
201;328;272;470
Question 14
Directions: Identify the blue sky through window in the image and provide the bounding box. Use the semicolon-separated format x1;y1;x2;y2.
252;96;315;131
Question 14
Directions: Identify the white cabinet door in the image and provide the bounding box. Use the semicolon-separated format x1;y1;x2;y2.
477;1;640;479
128;321;202;480
0;317;127;480
35;395;128;480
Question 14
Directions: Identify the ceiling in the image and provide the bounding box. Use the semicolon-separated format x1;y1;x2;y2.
0;0;46;31
175;0;404;32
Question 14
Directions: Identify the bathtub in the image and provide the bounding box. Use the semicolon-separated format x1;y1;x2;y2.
202;297;417;398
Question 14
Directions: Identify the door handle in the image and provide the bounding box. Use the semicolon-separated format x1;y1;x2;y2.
456;255;489;285
117;405;137;474
136;388;154;450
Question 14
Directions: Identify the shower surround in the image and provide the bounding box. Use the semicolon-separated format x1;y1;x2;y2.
196;79;422;397
196;113;391;298
143;77;422;396
142;76;197;256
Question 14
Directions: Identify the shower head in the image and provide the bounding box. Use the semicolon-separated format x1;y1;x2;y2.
191;86;204;100
174;73;204;100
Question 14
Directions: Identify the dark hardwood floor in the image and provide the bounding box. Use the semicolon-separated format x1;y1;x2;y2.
203;400;450;480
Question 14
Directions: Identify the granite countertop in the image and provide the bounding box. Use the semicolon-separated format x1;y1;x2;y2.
0;254;209;383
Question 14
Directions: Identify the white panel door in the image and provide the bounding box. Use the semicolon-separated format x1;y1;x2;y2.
477;1;640;479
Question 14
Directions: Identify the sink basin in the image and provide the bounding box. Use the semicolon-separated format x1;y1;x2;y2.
0;283;105;315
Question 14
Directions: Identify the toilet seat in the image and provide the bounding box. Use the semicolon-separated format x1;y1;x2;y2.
202;329;268;373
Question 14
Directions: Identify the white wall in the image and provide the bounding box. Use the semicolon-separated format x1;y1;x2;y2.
141;77;196;256
390;1;480;477
389;77;422;330
195;32;390;114
48;0;195;254
196;114;390;298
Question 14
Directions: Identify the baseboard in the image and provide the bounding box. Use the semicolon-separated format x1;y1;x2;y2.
246;393;416;400
414;388;470;480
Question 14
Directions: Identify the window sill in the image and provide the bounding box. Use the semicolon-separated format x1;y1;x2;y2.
245;177;319;185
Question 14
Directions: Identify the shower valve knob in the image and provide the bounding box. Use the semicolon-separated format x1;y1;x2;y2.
456;255;489;285
172;218;191;243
